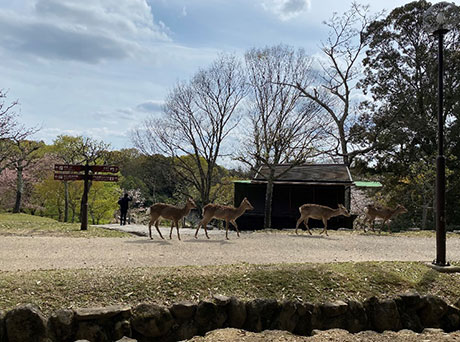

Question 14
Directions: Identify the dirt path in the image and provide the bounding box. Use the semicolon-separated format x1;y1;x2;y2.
1;227;460;271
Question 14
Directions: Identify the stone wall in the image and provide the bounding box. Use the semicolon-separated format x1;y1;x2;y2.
1;292;459;342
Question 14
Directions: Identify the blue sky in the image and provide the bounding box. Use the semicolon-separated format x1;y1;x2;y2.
0;0;427;150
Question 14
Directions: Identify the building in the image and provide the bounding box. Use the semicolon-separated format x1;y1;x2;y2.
233;164;355;230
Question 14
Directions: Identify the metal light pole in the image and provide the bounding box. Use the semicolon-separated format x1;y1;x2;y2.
423;2;459;267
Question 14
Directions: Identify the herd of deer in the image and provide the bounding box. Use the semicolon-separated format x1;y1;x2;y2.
147;198;408;240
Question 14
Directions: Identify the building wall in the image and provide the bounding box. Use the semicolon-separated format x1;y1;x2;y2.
234;182;354;230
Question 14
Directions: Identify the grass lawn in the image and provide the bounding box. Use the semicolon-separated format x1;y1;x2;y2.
0;261;459;315
0;213;130;238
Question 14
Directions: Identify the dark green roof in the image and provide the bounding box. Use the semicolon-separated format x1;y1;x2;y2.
253;164;353;184
353;181;382;188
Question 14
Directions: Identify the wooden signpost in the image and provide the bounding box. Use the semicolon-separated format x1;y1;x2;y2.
54;164;119;230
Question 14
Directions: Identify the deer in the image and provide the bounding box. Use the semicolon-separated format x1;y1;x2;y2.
364;204;408;233
195;197;254;240
295;204;350;236
148;198;197;240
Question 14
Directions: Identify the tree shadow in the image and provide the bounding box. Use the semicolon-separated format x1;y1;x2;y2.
288;234;337;240
124;239;172;246
185;238;232;245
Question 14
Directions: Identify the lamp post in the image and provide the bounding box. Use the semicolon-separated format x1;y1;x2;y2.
423;2;459;267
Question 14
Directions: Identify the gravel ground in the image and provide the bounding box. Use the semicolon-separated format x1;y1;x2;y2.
186;328;460;342
1;225;460;271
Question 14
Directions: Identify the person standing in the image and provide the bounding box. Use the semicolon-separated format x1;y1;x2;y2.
118;193;132;225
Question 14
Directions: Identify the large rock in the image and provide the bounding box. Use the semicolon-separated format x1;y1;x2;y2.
271;300;300;332
419;295;449;328
74;305;131;321
364;297;402;332
0;310;5;342
441;305;460;332
115;337;137;342
195;300;226;334
293;302;314;336
227;297;246;329
170;302;196;322
345;300;368;333
5;304;49;342
319;301;348;330
113;320;132;341
395;292;424;332
213;294;231;306
48;309;76;342
244;299;280;332
74;321;109;342
170;321;199;341
131;304;174;338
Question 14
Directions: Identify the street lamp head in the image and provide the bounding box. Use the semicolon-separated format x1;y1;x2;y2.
423;1;459;34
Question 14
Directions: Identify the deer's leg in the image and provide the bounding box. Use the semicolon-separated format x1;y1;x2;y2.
320;218;328;236
148;220;153;239
203;220;210;239
295;215;304;235
155;220;165;239
176;220;181;241
230;219;240;237
384;219;391;233
225;220;229;240
169;221;174;239
194;220;202;238
304;218;312;235
148;215;158;239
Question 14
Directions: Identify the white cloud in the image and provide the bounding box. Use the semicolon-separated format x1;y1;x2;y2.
0;0;171;63
261;0;311;21
136;100;164;113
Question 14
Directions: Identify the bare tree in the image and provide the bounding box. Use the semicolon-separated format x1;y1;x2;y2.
132;54;247;207
6;138;44;213
238;45;326;228
288;2;381;167
0;90;41;175
0;90;19;140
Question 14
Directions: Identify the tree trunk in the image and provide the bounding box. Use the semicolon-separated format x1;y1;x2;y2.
80;165;90;230
13;167;23;213
64;181;69;222
263;169;276;229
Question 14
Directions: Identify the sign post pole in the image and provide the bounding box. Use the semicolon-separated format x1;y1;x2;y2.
80;163;90;231
54;164;119;231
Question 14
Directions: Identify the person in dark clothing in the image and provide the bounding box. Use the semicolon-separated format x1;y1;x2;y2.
118;193;132;225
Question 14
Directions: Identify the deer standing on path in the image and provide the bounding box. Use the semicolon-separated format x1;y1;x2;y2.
148;198;197;240
295;204;350;236
364;204;408;233
195;197;254;240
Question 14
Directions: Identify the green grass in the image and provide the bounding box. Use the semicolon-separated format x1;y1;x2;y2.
0;213;130;238
0;261;459;315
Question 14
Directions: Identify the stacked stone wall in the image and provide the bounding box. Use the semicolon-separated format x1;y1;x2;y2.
1;292;459;342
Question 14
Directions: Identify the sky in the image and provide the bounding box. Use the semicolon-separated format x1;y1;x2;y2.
0;0;437;151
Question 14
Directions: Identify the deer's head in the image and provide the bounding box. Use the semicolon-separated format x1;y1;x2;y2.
338;204;351;217
396;205;408;214
187;198;197;209
242;197;254;211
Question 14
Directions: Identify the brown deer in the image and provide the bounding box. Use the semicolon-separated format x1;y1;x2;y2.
295;204;350;236
364;204;408;233
195;197;254;240
148;198;197;240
